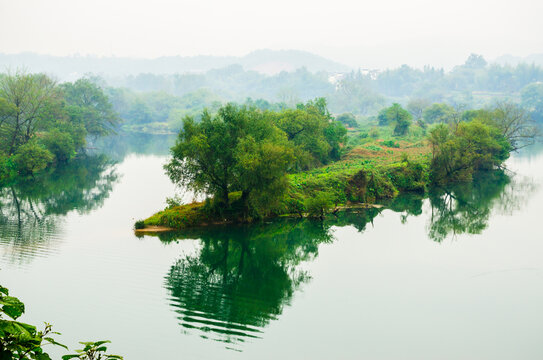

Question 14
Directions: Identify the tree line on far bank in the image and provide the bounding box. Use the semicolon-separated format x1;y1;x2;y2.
0;72;118;182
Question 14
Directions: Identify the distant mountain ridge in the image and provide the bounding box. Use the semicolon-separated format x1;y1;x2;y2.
0;49;351;80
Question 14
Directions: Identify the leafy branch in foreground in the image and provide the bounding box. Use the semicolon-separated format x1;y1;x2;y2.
0;285;123;360
62;341;123;360
0;285;67;359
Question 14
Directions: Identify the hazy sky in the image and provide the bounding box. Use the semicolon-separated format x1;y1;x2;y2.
1;0;542;69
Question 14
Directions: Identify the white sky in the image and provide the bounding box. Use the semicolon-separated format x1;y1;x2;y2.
1;0;542;69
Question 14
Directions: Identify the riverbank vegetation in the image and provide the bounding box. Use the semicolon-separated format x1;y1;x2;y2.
140;97;537;230
0;72;117;184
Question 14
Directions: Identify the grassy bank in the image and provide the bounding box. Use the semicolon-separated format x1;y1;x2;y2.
140;139;431;230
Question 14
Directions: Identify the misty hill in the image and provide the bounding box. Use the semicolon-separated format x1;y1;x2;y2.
494;53;543;66
0;50;350;80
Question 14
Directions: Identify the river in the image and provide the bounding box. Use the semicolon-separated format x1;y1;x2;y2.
1;134;542;359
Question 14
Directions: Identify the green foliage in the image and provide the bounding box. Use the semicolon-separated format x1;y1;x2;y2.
0;154;16;182
0;285;67;359
486;101;539;151
377;103;412;136
145;202;215;229
0;72;117;180
382;140;400;148
274;98;346;168
422;103;455;124
40;129;76;163
12;142;54;175
305;192;334;218
428;120;511;183
365;169;398;201
61;78;119;137
166;99;345;218
0;72;57;156
166;104;294;215
385;161;427;192
407;98;431;120
335;113;358;127
62;341;123;360
134;220;145;229
364;144;383;152
369;127;379;138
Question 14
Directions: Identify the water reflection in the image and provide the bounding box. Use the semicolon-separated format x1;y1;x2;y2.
426;170;536;242
0;155;118;263
161;220;332;350
92;132;176;161
156;169;536;350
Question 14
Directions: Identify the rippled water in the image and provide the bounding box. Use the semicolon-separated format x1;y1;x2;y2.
1;135;542;359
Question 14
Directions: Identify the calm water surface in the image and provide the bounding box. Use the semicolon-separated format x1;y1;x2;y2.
1;134;542;360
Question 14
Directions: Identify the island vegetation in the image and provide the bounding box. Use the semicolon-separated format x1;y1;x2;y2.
138;96;538;230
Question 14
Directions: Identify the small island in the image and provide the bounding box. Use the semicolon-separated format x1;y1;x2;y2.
137;99;536;231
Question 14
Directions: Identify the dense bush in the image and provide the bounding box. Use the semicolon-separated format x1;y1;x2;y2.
12;142;54;175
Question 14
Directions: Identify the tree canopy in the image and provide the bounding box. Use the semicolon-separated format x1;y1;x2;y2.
377;103;412;136
0;72;118;182
165;99;346;217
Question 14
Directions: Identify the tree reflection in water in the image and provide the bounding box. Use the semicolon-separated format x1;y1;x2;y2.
159;169;534;349
162;220;332;349
0;155;118;263
426;170;535;242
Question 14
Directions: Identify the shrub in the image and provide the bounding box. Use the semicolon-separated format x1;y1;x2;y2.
382;140;400;148
305;192;334;218
12;141;54;175
165;196;182;209
134;220;145;229
40;129;76;163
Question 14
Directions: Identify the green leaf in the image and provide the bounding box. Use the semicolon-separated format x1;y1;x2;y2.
0;296;25;319
35;353;52;360
90;340;111;347
62;355;83;360
44;337;68;350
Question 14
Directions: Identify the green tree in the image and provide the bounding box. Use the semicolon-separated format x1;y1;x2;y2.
40;129;76;163
61;79;119;137
377;103;412;136
422;103;455;124
487;101;539;151
407;98;431;121
335;113;358;128
428;120;511;183
377;103;412;131
0;72;57;155
273;98;345;168
165;104;294;215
